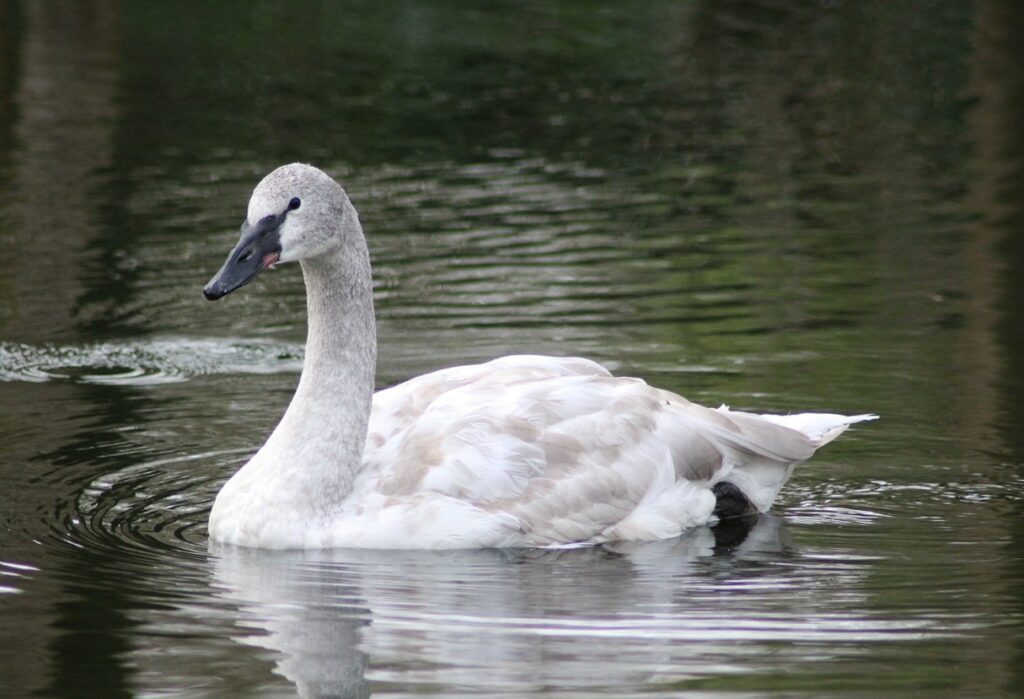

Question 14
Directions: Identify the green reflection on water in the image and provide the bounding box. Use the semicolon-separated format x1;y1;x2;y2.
1;0;1023;697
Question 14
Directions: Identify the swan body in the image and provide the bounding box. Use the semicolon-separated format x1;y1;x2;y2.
203;163;875;549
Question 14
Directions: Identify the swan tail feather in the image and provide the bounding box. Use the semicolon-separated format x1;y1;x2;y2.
758;412;878;447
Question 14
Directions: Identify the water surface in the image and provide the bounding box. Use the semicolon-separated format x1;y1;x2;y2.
2;1;1023;697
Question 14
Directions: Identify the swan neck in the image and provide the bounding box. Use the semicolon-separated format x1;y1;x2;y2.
272;236;376;506
299;243;376;394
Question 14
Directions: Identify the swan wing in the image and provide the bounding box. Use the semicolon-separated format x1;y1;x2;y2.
350;356;850;547
365;354;612;447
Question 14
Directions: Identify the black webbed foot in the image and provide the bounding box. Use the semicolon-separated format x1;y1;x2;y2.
710;513;759;551
712;481;758;520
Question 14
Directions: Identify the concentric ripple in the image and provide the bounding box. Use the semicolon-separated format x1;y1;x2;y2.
47;448;247;561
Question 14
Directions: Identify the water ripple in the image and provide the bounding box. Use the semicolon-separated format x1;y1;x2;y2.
0;338;303;385
0;560;40;595
46;448;251;560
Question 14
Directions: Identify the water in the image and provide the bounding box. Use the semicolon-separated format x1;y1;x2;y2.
2;1;1023;696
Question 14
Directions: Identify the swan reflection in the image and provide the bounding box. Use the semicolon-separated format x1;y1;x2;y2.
211;516;791;697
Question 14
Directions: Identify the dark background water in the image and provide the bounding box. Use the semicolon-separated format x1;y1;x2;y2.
1;1;1023;696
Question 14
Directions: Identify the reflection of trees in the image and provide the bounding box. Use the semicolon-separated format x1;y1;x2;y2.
0;2;128;696
0;2;21;187
3;1;120;342
968;1;1024;695
649;1;979;414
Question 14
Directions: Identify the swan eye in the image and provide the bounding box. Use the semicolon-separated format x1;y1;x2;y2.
288;197;301;211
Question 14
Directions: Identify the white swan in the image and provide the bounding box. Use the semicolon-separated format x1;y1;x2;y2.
203;163;875;549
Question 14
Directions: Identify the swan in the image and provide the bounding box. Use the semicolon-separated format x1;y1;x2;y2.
202;163;875;549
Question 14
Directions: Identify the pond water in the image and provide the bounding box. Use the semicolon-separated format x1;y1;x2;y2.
2;1;1024;696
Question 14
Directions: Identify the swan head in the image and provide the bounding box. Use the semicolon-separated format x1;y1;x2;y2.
203;163;353;300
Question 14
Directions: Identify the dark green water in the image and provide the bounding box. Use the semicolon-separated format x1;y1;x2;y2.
2;1;1023;696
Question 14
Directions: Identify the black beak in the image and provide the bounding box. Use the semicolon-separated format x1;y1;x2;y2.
203;214;284;301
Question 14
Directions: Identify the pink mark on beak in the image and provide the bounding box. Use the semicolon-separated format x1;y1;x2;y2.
262;251;281;269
